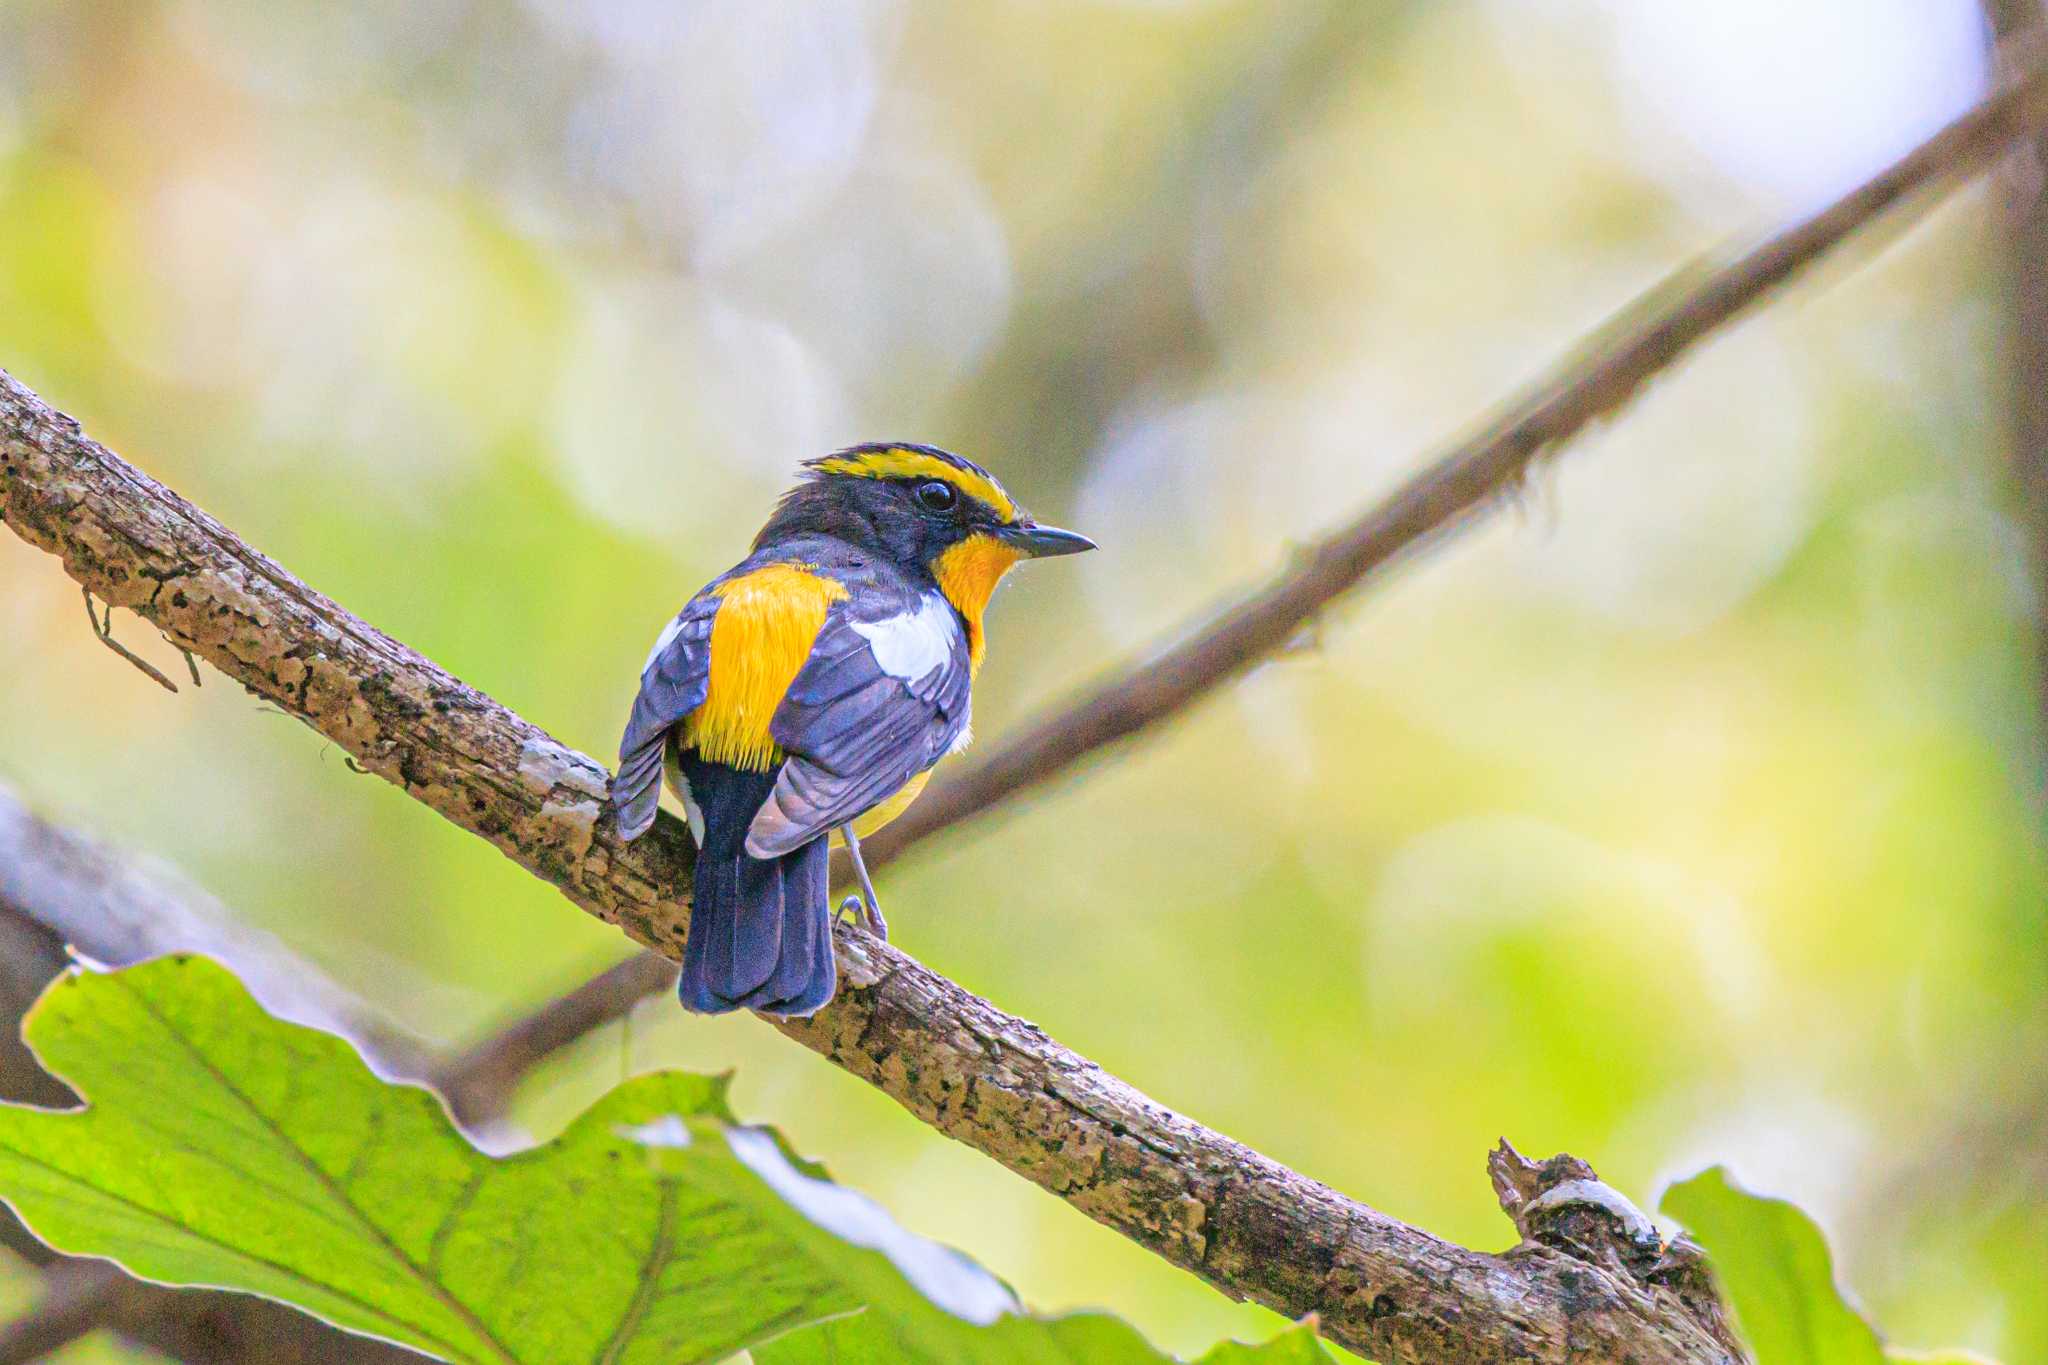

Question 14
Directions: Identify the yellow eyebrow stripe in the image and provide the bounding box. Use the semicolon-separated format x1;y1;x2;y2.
683;563;848;771
812;448;1017;522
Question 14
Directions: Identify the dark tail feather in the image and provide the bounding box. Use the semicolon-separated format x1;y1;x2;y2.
678;838;834;1017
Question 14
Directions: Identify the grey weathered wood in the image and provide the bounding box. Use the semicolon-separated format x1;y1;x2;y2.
10;37;2048;1357
1;370;1732;1362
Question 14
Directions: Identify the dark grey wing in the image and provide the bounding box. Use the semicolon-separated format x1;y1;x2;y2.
613;593;718;840
744;594;970;858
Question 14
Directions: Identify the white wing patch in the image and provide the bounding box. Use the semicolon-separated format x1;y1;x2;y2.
850;594;958;683
643;612;686;674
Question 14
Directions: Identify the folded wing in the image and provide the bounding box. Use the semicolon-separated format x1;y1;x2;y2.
612;594;718;840
745;593;971;858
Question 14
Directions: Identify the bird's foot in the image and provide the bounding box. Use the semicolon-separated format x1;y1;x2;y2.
835;893;888;940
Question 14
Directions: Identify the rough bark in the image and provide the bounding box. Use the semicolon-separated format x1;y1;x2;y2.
453;29;2048;1089
7;40;2047;1363
0;386;1734;1364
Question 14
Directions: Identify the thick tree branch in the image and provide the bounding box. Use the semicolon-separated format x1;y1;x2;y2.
459;26;2048;1102
5;43;2045;1361
0;380;1725;1365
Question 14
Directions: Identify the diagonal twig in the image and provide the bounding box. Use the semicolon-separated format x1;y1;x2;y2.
6;35;2047;1363
0;1262;139;1365
4;360;1724;1365
81;586;178;694
433;951;675;1129
450;26;2048;1106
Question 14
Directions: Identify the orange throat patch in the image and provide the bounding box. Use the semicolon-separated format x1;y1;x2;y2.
932;534;1025;673
683;563;848;770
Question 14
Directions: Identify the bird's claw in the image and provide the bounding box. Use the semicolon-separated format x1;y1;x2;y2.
835;893;888;940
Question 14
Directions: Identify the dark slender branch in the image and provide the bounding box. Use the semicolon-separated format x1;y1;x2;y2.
81;586;179;693
1988;1;2048;759
0;372;1727;1365
434;952;676;1129
5;38;2045;1361
0;1262;135;1365
1851;0;2048;1277
866;42;2043;864
454;24;2048;1107
0;782;440;1084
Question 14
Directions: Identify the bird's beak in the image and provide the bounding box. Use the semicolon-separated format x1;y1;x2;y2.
1002;521;1097;558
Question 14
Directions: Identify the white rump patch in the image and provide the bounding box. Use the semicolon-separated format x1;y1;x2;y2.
663;741;705;845
851;594;957;683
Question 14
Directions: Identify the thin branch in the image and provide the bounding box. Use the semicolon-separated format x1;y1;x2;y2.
1854;0;2048;1271
5;40;2045;1362
0;1262;135;1365
81;586;179;693
0;781;441;1084
863;49;2040;866
433;952;676;1129
456;25;2048;1101
1988;0;2048;760
0;374;1723;1365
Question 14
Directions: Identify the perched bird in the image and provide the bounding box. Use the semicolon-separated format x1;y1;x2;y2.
612;444;1094;1017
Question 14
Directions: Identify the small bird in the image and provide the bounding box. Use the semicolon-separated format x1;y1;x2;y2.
612;444;1094;1017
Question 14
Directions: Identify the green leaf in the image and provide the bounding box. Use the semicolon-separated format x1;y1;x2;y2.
0;957;1334;1365
755;1310;1339;1364
1661;1168;1997;1365
1191;1322;1344;1365
1661;1166;1883;1365
0;957;997;1363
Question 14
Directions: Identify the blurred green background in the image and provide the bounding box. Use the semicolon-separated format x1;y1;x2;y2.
1;0;2042;1360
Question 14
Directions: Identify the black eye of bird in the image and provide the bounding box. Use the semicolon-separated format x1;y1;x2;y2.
914;479;957;512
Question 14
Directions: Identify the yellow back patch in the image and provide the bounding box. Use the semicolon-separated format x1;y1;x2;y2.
933;534;1025;673
811;447;1017;522
684;563;848;771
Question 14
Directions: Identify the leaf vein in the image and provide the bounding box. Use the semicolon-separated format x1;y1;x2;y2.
0;1134;473;1361
595;1173;680;1365
117;974;525;1365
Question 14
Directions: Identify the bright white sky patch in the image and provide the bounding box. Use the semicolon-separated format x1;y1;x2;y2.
1604;0;1988;218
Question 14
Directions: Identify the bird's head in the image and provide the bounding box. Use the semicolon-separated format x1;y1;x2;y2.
758;443;1093;619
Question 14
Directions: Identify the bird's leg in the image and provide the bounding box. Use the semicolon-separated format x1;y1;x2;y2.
837;825;888;940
